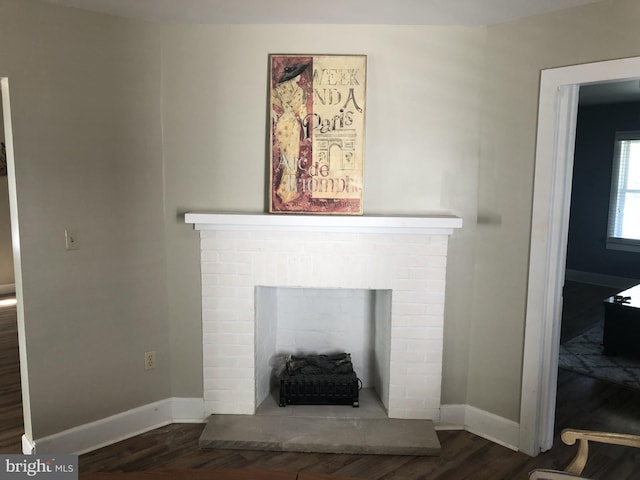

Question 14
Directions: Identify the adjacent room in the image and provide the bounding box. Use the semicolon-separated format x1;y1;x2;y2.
559;82;640;390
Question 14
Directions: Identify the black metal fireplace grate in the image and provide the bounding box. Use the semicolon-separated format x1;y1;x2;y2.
279;353;360;407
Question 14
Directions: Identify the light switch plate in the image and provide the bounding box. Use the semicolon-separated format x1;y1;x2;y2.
65;229;79;250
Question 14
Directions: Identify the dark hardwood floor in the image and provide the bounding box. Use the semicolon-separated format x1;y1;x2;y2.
76;370;640;479
2;289;640;478
0;299;23;453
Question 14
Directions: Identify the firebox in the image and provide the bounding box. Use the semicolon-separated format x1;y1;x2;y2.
255;286;389;413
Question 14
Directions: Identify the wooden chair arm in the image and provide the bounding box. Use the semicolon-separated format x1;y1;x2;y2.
560;428;640;475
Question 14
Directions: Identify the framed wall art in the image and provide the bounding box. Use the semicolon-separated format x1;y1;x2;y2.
269;54;367;215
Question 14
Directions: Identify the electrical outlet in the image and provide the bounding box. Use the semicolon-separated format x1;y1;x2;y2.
144;351;156;370
65;229;79;251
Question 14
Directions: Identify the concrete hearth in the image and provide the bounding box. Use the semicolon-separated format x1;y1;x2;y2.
199;389;441;455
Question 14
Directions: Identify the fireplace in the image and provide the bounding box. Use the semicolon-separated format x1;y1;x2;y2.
185;213;462;421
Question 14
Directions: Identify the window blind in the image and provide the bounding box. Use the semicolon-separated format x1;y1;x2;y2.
607;132;640;250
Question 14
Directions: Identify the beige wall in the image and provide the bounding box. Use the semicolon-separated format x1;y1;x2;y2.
470;0;640;420
0;0;170;438
162;0;640;422
160;24;485;399
3;0;640;444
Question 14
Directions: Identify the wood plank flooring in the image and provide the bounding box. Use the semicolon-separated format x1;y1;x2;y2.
76;370;640;479
0;301;23;454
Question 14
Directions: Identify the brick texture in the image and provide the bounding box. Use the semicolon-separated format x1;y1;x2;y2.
198;229;450;420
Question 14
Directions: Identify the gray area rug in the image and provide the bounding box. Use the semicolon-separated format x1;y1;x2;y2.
559;322;640;390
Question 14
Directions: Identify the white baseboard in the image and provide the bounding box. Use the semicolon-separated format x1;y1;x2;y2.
30;397;205;455
439;404;520;451
28;399;516;455
565;270;638;289
21;435;35;454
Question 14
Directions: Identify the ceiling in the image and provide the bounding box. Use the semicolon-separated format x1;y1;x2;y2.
39;0;603;26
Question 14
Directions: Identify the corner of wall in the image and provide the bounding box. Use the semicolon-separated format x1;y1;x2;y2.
439;404;520;451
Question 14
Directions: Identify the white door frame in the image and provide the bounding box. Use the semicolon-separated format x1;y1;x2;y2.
1;77;33;451
520;56;640;456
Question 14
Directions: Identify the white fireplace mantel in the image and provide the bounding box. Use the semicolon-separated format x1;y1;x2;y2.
186;210;463;419
184;212;463;235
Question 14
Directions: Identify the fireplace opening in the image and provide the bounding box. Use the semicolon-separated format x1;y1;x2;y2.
255;286;392;414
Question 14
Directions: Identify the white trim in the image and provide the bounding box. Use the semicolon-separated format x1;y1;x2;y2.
523;55;640;457
3;77;33;447
31;398;205;455
28;398;518;455
439;404;519;451
565;269;639;289
185;212;463;235
21;435;35;455
521;81;579;457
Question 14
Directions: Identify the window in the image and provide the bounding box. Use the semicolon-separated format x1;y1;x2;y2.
607;132;640;252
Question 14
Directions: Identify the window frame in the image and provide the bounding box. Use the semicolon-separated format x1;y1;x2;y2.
606;131;640;253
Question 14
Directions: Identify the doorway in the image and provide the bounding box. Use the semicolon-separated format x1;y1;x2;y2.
520;56;640;456
560;88;640;384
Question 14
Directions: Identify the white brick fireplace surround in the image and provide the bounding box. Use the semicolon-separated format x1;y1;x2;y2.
185;213;463;422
